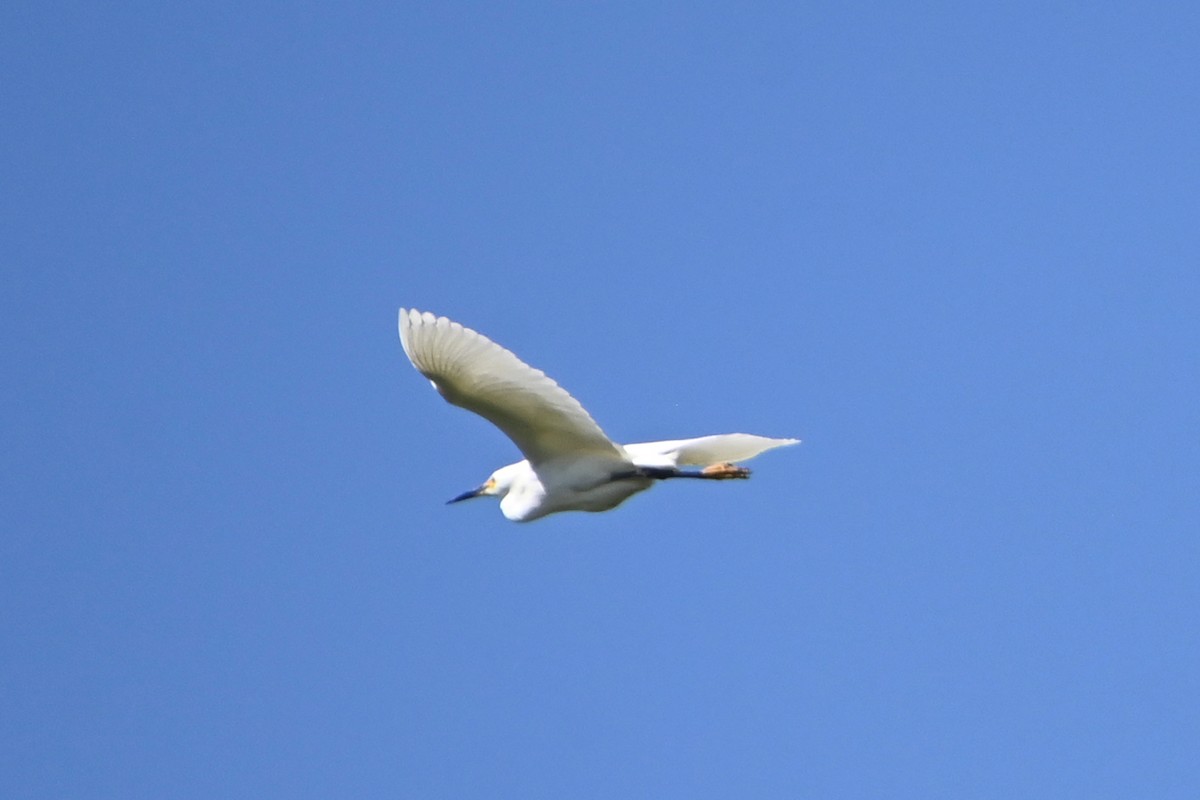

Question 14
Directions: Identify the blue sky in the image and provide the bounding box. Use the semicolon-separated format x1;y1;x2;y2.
3;2;1198;797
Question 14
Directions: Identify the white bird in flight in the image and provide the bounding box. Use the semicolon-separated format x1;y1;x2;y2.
398;309;799;522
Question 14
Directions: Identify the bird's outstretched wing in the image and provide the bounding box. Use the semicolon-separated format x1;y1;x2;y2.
399;309;624;467
623;434;800;468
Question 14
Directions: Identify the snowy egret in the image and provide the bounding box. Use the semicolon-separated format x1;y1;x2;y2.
398;309;799;521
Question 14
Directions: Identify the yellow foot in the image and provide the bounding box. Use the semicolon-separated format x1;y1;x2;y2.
701;462;751;479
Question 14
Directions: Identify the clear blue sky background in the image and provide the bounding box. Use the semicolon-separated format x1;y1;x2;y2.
3;2;1198;797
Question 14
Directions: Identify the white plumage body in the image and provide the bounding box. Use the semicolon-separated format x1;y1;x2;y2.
398;308;798;522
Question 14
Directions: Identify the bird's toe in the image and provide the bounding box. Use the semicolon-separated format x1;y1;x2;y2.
702;462;751;479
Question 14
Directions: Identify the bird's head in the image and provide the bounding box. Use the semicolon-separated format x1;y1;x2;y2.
446;463;521;505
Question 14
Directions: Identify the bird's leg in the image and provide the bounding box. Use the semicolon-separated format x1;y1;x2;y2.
614;463;751;481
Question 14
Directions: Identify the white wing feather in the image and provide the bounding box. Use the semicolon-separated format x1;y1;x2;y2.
398;309;623;467
623;434;800;468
